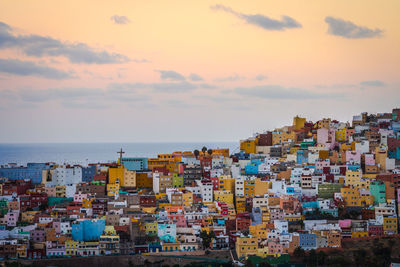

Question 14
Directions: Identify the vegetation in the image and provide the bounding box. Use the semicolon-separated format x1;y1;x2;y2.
199;230;215;249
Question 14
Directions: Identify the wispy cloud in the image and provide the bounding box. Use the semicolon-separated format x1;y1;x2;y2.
132;58;150;63
0;58;72;79
188;73;204;81
360;80;385;87
210;4;301;31
325;17;383;39
155;70;186;81
0;21;130;64
215;74;245;82
110;15;131;25
255;74;268;81
235;85;343;99
152;81;197;92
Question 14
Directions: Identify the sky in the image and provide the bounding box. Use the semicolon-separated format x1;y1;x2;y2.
0;0;399;143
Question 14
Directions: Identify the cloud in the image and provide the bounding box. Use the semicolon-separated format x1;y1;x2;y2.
325;17;383;39
0;21;129;64
255;74;268;81
360;80;385;87
132;58;150;63
210;4;301;31
110;15;131;25
152;81;197;92
198;83;217;89
19;87;104;103
215;74;245;82
156;70;186;81
235;85;343;99
0;58;72;79
109;81;199;93
188;73;204;81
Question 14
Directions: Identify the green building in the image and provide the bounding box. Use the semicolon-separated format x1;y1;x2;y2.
370;181;386;204
172;174;183;188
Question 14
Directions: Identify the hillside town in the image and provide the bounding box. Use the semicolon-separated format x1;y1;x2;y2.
0;108;400;265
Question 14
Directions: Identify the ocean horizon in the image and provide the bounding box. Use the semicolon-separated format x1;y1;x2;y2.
0;142;239;166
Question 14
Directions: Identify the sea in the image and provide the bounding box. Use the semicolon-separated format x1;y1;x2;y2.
0;142;239;166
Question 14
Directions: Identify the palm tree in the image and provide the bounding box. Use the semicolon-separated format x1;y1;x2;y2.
194;149;200;159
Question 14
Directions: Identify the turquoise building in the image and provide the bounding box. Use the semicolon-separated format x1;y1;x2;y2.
370;181;386;204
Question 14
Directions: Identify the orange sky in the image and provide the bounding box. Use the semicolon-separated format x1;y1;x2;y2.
0;0;399;142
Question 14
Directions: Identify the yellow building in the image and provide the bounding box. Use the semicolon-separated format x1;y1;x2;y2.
316;118;331;129
157;153;176;161
148;158;171;170
123;169;136;187
272;132;295;145
16;243;27;258
255;178;270;196
236;197;246;213
55;186;66;197
240;139;257;154
182;191;193;206
211;148;230;157
218;176;235;192
340;143;352;152
214;191;234;205
108;166;124;185
167;162;180;174
82;198;92;209
256;247;269;258
341;187;374;207
293;116;306;130
163;242;181;252
244;180;255;198
107;183;120;197
284;213;304;222
65;240;79;256
336;128;347;142
352;232;368;238
144;221;158;236
21;211;40;223
249;224;269;241
262;208;270;223
236;236;258;259
383;217;398;234
290;146;301;155
345;170;362;187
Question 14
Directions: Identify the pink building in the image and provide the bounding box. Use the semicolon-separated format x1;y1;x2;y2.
364;154;375;166
6;211;19;227
346;150;361;164
74;192;88;203
315;159;330;172
317;128;329;145
268;241;284;254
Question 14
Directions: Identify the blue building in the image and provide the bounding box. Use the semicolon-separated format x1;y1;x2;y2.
82;165;97;182
72;219;105;241
0;163;49;184
347;163;361;171
233;151;251;160
296;150;308;165
299;233;317;250
148;243;162;253
121;158;148;171
245;164;258;175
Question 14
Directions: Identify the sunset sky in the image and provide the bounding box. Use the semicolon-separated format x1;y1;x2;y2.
0;0;399;143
